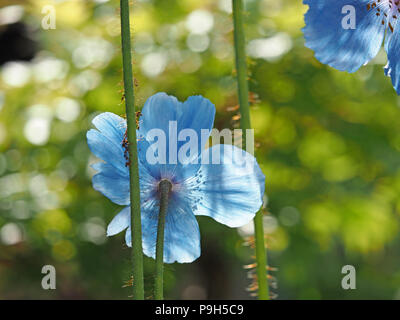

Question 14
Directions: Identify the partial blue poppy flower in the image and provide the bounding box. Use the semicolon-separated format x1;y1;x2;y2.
303;0;400;94
87;93;265;263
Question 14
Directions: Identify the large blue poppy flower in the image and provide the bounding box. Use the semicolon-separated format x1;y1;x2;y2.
87;93;265;263
303;0;400;94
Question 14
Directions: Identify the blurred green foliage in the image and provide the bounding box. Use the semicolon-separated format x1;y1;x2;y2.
1;0;400;299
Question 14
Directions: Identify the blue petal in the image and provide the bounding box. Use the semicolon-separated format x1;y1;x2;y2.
125;197;201;264
107;206;130;236
92;112;126;147
139;92;181;141
87;112;128;175
163;201;200;263
178;95;216;156
91;162;130;205
385;22;400;94
138;93;215;182
125;226;132;247
191;144;265;228
303;0;385;72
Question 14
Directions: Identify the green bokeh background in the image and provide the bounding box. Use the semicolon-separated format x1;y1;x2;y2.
1;0;400;299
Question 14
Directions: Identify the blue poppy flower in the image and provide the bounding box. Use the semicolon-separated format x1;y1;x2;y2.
303;0;400;94
87;93;265;263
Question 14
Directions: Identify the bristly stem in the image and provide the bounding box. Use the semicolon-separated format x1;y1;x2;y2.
120;0;144;300
253;208;269;299
232;0;269;300
154;179;172;300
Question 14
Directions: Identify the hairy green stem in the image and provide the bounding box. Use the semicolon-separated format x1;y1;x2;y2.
154;179;172;300
232;0;269;300
120;0;144;300
253;209;269;299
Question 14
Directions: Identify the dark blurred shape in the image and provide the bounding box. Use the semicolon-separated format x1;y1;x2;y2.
0;22;37;65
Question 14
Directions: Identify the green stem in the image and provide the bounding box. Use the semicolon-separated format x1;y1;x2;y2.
253;209;269;299
154;179;172;300
120;0;144;300
232;0;269;300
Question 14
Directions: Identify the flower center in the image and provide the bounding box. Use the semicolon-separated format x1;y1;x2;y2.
367;0;400;32
158;179;173;196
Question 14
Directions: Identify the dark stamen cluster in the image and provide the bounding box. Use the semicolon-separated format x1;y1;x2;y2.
122;129;130;167
122;111;142;167
367;0;400;32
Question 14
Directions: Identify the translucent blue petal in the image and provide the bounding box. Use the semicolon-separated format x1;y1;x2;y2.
92;112;126;147
125;226;132;247
192;144;265;228
125;197;201;264
139;92;181;141
138;92;215;182
303;0;386;72
163;200;200;263
91;162;130;206
178;95;216;157
107;206;130;236
87;112;128;176
384;22;400;94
